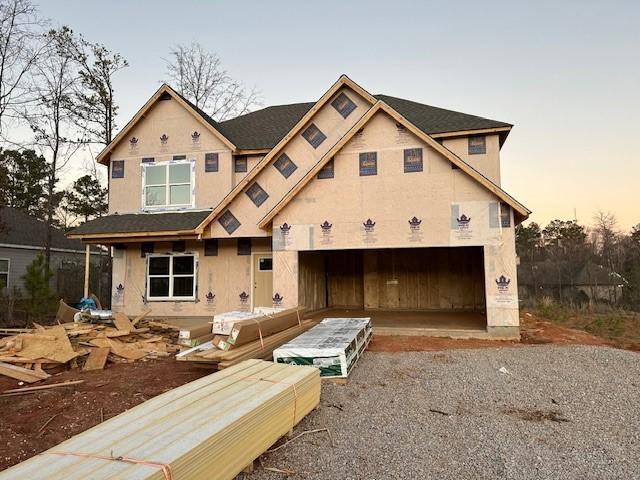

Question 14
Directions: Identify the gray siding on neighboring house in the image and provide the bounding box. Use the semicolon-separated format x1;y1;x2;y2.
0;246;88;294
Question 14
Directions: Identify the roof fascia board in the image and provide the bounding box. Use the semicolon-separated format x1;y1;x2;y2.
430;126;512;138
258;102;529;228
67;229;199;240
96;84;236;165
194;74;378;234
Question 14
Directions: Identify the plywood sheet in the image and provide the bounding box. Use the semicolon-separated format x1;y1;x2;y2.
83;348;110;371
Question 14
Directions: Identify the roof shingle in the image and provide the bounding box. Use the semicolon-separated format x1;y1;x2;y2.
215;94;511;150
0;207;86;251
69;211;211;236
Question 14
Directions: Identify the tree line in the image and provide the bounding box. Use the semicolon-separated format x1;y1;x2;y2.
0;0;261;274
516;213;640;310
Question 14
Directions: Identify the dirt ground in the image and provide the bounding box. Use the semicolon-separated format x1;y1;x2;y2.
367;311;613;352
0;359;214;471
0;311;627;472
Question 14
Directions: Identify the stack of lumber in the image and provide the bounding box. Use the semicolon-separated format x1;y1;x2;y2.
178;308;314;369
0;312;187;382
273;317;373;379
0;359;321;480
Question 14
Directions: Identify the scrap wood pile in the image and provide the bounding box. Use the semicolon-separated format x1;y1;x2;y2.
177;307;317;369
0;310;185;383
0;359;321;480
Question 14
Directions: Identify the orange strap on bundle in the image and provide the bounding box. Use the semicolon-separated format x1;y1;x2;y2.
45;451;173;480
244;377;299;429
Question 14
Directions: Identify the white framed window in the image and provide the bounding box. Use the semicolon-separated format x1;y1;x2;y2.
146;254;196;301
141;159;195;210
0;258;9;288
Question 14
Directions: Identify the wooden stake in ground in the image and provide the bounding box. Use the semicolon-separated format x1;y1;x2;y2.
0;380;84;396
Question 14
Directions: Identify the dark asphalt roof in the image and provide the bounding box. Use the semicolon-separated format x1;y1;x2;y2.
213;95;511;150
69;210;211;236
0;207;85;251
217;102;315;151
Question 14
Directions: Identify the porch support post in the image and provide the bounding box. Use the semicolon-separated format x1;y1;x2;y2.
83;244;90;298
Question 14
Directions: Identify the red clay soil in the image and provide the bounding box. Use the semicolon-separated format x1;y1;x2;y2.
0;359;214;472
368;312;614;352
0;313;621;473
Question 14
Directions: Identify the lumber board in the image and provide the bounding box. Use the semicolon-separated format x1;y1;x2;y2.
0;380;84;395
0;361;50;383
0;360;321;479
83;347;110;371
112;313;134;332
227;307;305;347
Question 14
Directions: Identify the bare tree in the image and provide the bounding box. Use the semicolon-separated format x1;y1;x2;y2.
164;42;261;121
0;0;46;136
22;27;83;270
60;33;128;147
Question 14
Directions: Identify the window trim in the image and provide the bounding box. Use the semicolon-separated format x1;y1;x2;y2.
141;159;195;211
146;253;197;301
0;257;9;288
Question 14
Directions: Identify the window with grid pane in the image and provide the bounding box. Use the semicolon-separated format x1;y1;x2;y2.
143;160;193;209
147;255;196;300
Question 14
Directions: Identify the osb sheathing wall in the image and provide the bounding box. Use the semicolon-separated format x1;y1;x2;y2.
111;238;271;317
272;110;519;333
107;96;235;214
441;134;502;185
208;86;374;238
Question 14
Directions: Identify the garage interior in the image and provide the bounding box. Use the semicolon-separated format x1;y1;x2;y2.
299;247;488;336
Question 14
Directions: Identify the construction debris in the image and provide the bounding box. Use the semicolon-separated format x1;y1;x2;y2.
0;360;321;480
0;313;188;383
273;318;373;379
0;380;85;396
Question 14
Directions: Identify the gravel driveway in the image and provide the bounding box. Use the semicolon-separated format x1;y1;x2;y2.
249;345;640;480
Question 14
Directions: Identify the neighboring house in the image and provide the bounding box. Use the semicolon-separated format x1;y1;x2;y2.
69;75;530;338
0;207;102;298
518;260;625;304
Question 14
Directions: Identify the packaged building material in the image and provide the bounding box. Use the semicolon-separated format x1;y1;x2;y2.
187;320;317;368
273;318;372;378
211;311;264;335
0;360;321;480
178;333;215;348
227;307;305;347
178;323;212;341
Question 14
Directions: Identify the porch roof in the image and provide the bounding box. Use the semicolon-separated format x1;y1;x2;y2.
68;210;212;239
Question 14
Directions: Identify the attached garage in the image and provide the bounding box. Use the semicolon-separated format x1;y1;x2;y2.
298;247;487;336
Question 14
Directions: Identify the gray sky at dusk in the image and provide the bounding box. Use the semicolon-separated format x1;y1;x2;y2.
39;0;640;230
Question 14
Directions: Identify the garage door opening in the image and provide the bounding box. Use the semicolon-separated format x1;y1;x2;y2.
298;247;487;335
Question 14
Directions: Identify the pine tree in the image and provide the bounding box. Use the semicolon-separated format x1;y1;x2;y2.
66;174;107;222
